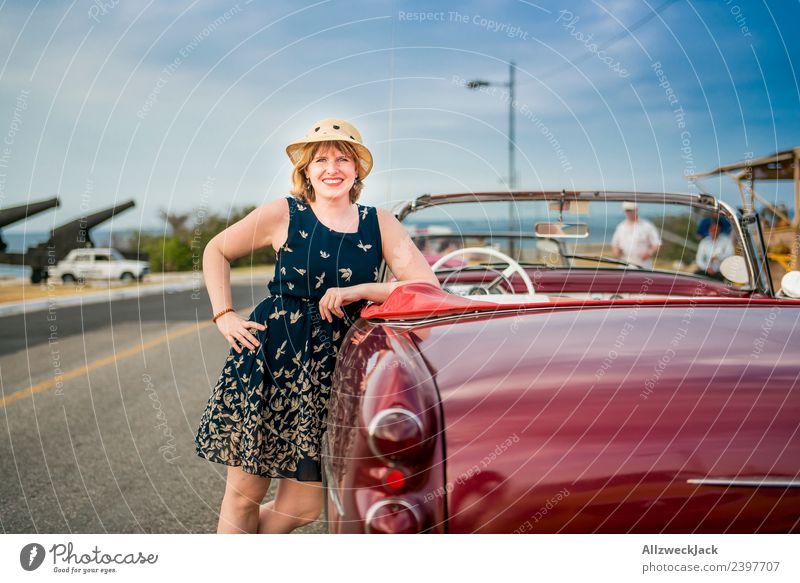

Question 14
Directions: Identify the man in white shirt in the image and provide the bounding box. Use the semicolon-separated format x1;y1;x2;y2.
611;202;662;268
695;221;734;280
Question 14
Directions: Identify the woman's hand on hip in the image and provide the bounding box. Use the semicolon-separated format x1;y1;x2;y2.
215;311;266;353
319;285;363;323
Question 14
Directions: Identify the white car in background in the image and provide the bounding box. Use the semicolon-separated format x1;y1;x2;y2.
48;248;149;283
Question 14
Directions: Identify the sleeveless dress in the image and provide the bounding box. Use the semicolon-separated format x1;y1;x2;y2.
195;196;383;481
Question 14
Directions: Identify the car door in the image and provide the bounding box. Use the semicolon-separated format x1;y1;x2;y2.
92;253;112;280
72;254;92;279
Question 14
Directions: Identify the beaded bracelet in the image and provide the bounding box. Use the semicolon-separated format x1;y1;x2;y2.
212;307;235;323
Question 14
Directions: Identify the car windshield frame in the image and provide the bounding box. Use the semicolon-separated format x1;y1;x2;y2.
395;191;759;292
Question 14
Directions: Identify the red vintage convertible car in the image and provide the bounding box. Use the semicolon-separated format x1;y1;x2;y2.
322;191;800;534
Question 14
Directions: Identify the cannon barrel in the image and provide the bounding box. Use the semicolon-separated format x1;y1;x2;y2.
50;199;136;236
0;196;60;228
0;196;61;253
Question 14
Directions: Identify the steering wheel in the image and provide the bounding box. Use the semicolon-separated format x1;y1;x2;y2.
430;247;535;295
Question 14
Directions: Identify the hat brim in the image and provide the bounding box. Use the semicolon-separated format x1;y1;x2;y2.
286;137;373;179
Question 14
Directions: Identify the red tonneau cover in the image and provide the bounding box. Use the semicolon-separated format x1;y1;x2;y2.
360;283;800;320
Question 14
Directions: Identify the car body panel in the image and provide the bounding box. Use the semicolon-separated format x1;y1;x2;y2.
410;302;800;533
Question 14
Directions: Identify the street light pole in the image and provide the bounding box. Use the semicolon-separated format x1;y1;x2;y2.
467;60;518;257
508;60;516;191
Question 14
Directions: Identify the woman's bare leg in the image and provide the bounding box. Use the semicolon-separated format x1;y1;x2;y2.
257;478;323;533
217;466;271;533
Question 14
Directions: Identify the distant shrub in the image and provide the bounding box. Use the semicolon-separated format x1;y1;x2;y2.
128;206;276;272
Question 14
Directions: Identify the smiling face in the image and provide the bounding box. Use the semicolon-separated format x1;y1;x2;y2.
304;144;357;202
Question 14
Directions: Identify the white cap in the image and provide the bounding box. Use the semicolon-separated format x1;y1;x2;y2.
622;201;638;211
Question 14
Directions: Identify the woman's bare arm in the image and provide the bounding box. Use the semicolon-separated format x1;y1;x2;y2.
204;198;288;315
204;198;288;352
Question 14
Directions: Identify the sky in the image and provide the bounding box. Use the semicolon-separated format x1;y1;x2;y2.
0;0;798;235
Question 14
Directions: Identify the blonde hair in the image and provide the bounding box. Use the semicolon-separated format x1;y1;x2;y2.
289;140;365;203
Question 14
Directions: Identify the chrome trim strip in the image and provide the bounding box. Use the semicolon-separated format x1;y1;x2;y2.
320;434;345;517
719;199;757;290
366;407;424;462
364;498;423;534
396;190;719;222
367;299;779;330
687;477;800;488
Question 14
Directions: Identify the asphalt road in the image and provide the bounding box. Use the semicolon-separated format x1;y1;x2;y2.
0;276;326;533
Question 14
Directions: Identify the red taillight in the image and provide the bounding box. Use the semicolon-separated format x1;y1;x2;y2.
367;407;425;461
385;468;406;491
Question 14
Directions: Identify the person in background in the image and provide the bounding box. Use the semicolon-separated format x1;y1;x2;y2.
695;220;734;280
437;239;466;268
696;212;731;241
611;202;661;269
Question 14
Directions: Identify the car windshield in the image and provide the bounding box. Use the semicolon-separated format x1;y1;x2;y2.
404;198;748;286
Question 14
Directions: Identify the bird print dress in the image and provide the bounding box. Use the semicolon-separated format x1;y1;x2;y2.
195;195;383;481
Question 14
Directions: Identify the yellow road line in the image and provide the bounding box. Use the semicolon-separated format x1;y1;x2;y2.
0;320;215;409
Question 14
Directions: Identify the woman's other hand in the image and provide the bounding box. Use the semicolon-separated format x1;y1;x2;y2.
215;312;266;353
318;285;363;323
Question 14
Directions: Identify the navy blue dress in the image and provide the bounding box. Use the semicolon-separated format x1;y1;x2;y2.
195;196;383;481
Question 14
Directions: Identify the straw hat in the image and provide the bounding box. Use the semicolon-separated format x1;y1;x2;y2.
285;118;373;179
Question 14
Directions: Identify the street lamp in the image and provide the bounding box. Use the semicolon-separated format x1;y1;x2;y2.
466;61;518;257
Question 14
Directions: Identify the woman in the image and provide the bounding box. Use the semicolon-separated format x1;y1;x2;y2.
194;118;439;534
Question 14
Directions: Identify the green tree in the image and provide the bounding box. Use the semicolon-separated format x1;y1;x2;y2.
128;206;276;273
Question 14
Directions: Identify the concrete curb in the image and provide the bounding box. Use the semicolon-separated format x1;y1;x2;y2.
0;272;271;318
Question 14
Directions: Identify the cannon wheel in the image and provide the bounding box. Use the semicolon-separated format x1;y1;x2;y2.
30;268;48;284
